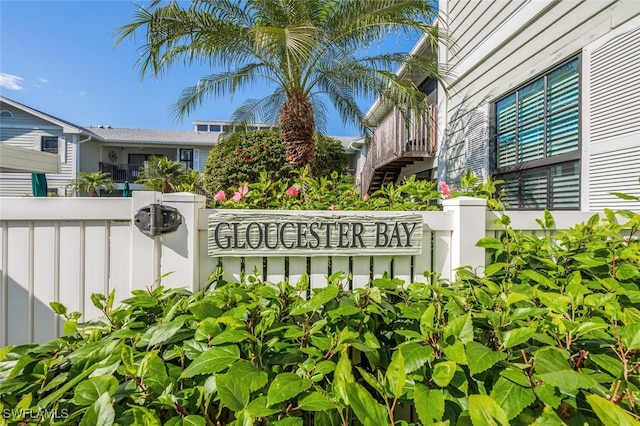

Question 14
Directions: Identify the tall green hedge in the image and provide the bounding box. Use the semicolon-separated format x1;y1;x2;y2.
203;129;348;193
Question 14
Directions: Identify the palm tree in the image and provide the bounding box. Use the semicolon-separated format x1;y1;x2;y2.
116;0;442;170
136;156;187;193
66;171;116;197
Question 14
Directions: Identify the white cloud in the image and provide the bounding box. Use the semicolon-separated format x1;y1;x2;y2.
37;77;49;84
0;73;24;90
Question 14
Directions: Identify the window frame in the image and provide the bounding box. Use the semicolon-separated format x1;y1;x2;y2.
179;148;194;169
490;55;582;210
41;136;59;154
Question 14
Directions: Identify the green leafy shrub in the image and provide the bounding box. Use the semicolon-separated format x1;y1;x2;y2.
2;200;640;426
203;129;348;193
210;170;502;211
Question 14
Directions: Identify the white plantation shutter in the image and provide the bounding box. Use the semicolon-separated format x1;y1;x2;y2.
194;149;200;171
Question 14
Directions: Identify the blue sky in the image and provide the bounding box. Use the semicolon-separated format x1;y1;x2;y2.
0;1;420;136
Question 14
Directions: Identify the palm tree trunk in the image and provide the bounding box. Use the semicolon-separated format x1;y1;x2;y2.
279;91;315;171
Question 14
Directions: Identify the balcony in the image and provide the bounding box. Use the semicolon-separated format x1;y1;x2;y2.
361;104;437;194
99;162;142;183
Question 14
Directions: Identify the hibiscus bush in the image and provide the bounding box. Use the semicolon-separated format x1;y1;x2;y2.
203;129;348;193
210;168;504;211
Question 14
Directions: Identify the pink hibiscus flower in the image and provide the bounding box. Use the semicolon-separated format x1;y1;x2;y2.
285;186;299;197
213;190;226;202
231;183;249;201
439;181;451;199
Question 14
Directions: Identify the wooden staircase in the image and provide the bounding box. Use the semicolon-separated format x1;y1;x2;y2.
361;105;437;194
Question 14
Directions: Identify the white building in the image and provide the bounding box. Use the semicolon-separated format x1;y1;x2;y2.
361;0;640;210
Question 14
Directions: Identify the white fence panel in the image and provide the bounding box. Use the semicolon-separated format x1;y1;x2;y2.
4;193;627;347
0;198;132;347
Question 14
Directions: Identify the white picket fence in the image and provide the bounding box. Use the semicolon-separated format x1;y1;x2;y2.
0;192;602;346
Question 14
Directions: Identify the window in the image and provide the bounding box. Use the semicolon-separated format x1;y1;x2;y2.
180;149;194;169
196;124;208;132
209;124;221;132
41;136;59;154
493;58;580;209
0;110;14;118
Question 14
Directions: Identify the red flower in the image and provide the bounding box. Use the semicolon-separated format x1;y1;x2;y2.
231;183;249;201
242;155;252;162
285;186;299;197
439;181;451;199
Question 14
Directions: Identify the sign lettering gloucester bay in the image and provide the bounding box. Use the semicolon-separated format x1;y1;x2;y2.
208;210;423;257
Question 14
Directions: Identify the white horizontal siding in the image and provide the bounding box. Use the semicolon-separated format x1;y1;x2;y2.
589;145;640;211
440;0;640;188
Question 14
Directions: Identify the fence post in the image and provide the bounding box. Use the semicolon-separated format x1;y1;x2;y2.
441;196;487;278
130;191;162;290
161;192;207;292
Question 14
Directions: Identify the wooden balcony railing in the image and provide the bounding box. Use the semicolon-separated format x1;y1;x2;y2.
99;162;142;183
361;104;437;194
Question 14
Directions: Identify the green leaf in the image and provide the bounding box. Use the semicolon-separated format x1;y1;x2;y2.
468;394;509;426
476;237;504;250
63;320;78;336
165;415;207;426
142;318;186;348
344;381;389;426
589;353;624;378
432;361;456;387
188;300;223;321
298;392;336;411
334;350;355;404
137;351;170;396
267;373;312;406
534;346;571;374
179;345;239;378
534;384;562;409
385;351;406;398
441;339;467;365
400;342;433;373
420;304;436;338
74;375;119;406
445;313;474;344
612;192;640;201
227;361;268;393
536;370;597;392
128;405;162;426
272;418;304;426
621;323;640;350
501;327;535;349
466;342;507;375
50;301;67;315
616;264;639;281
413;384;444;424
484;262;509;276
586;394;640;426
216;373;250;411
210;329;253;345
531;405;566;425
499;368;531;387
520;270;555;288
490;377;536;420
245;396;282;417
79;393;115;426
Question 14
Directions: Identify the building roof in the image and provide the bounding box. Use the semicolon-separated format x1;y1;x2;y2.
86;127;220;145
1;96;90;135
